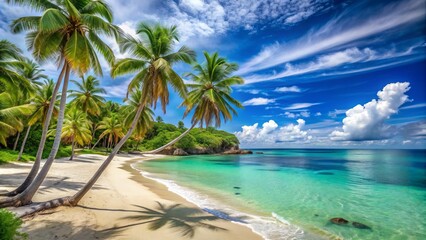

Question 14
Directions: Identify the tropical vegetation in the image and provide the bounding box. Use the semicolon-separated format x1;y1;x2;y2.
0;0;244;227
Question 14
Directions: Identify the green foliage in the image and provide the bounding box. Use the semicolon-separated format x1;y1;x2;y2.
140;121;238;151
0;149;35;164
177;121;185;130
156;116;163;123
56;145;73;158
175;134;196;149
0;209;27;240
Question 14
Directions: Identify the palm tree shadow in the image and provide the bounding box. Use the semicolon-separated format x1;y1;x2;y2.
102;201;227;238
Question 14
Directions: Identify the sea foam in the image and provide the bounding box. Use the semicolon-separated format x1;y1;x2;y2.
132;162;305;240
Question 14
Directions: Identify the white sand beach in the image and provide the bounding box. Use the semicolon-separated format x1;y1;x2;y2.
0;154;262;240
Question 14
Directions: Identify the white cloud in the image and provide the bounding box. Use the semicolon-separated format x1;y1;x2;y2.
237;89;266;95
283;103;321;110
181;0;205;12
243;97;275;106
238;0;425;76
222;0;332;30
284;111;310;118
400;103;426;110
328;109;347;118
243;45;422;83
235;119;311;145
330;82;411;141
315;112;322;116
274;86;301;93
103;78;132;98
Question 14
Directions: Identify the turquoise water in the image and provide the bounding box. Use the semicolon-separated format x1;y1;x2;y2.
136;149;426;239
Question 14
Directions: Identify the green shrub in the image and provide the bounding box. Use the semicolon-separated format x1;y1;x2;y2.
0;149;35;164
175;134;196;150
0;209;27;240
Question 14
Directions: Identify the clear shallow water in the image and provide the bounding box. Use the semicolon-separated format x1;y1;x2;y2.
136;149;426;240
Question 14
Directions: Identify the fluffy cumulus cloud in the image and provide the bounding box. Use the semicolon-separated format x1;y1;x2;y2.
243;97;275;106
235;119;312;145
330;82;411;141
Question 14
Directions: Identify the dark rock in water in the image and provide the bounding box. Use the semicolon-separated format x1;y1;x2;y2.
255;152;264;154
223;149;253;155
233;186;241;189
314;214;319;217
330;218;349;225
235;192;241;195
173;148;188;156
352;221;371;229
317;172;334;175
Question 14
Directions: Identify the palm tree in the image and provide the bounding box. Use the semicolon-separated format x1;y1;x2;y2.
69;23;195;205
121;89;154;150
68;75;106;148
146;52;244;154
68;75;106;116
0;40;33;94
17;59;47;89
91;114;124;150
11;59;48;151
61;108;92;160
0;92;33;146
17;80;60;161
1;0;117;207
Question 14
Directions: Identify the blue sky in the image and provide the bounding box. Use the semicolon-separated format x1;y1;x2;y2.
1;0;425;148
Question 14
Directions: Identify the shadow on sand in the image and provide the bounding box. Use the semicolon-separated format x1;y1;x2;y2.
80;202;227;238
23;219;122;240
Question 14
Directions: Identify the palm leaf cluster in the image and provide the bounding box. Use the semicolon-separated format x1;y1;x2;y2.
0;93;33;146
61;108;92;146
0;40;34;94
112;23;195;112
9;0;117;75
183;52;244;127
68;75;106;116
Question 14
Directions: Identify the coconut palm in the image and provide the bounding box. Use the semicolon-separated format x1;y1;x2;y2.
17;59;47;89
92;114;124;150
121;88;154;149
69;23;195;205
1;0;117;206
61;108;92;160
17;80;60;161
11;59;48;151
68;75;105;148
68;75;106;116
146;52;244;154
0;40;33;94
0;92;33;146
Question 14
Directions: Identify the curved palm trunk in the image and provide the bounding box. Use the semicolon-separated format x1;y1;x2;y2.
17;125;31;161
144;122;197;154
0;64;70;207
69;102;146;205
70;137;75;161
91;137;102;150
13;131;21;151
4;64;66;197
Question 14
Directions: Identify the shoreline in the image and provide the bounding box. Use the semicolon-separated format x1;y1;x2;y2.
0;154;263;240
133;157;329;240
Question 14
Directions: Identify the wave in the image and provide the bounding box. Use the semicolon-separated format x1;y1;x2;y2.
132;162;305;240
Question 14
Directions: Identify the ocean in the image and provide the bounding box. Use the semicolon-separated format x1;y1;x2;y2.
134;149;426;240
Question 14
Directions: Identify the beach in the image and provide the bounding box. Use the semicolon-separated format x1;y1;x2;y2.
0;154;262;240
